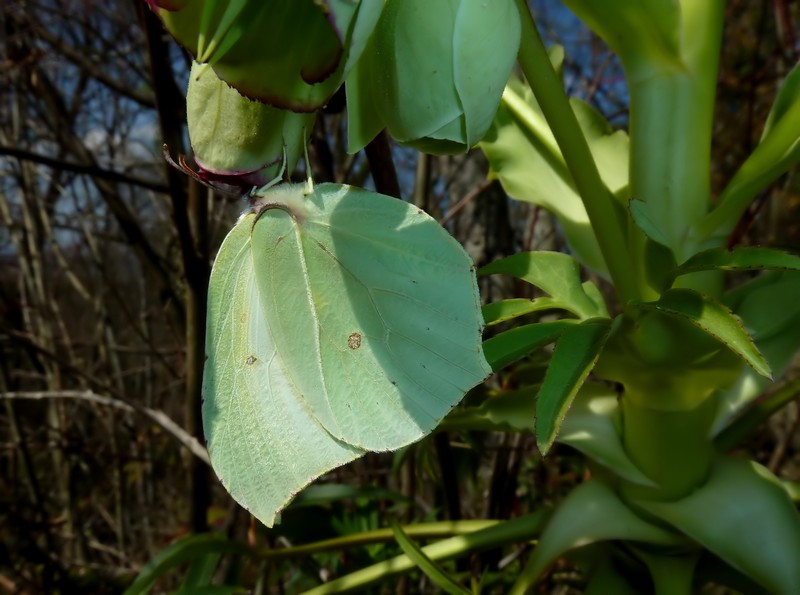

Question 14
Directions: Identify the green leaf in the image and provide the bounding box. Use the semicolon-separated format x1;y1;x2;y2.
286;483;408;510
509;480;684;595
345;50;383;153
453;0;521;147
124;534;253;595
630;289;771;379
557;384;656;487
726;271;800;342
481;297;563;326
628;199;679;292
713;272;800;432
634;457;800;595
441;389;535;433
356;0;518;154
203;183;491;527
480;75;630;274
535;319;611;454
479;252;608;319
674;247;800;278
173;588;246;595
628;198;670;247
181;551;222;589
187;61;313;180
303;511;549;595
482;321;574;371
161;1;383;111
561;0;681;67
698;61;800;241
715;377;800;451
582;555;641;595
391;524;471;595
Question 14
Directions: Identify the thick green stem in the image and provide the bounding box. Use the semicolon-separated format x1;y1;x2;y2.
635;549;698;595
626;1;725;269
514;0;641;303
619;394;717;501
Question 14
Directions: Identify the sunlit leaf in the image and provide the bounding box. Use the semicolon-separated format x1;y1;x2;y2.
480;252;608;319
480;71;630;274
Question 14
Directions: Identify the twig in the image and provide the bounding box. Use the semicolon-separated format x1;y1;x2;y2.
0;390;210;465
0;145;169;193
439;179;492;225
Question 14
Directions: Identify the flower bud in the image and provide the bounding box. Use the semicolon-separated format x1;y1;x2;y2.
348;0;521;154
187;61;314;187
146;0;384;111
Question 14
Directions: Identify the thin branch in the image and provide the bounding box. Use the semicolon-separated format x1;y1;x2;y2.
0;145;169;193
364;130;401;198
439;179;492;225
31;21;156;109
0;390;210;465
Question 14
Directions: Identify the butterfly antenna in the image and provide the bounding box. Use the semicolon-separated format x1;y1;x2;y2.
251;146;287;198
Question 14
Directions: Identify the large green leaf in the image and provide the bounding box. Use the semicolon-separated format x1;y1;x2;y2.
508;480;684;595
203;183;490;527
535;319;611;454
630;289;771;379
635;457;800;595
479;252;608;319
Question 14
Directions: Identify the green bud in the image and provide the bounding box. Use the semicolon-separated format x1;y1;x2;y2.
147;0;384;111
348;0;521;154
187;62;314;187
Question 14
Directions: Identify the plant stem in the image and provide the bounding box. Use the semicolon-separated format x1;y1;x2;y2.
514;0;641;304
619;394;717;501
301;511;549;594
626;1;725;266
636;549;698;595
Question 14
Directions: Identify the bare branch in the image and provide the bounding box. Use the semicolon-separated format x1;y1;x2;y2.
0;144;169;193
1;390;210;466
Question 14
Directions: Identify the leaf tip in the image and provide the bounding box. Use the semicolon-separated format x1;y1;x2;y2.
536;436;554;457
